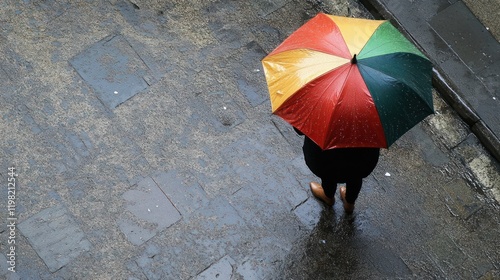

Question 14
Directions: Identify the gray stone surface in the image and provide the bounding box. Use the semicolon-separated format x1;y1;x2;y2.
17;205;91;272
195;255;236;280
0;0;498;278
152;170;208;216
462;0;500;41
70;34;158;109
118;176;181;245
135;197;246;279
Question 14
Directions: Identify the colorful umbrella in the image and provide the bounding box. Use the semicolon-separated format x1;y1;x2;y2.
262;13;433;149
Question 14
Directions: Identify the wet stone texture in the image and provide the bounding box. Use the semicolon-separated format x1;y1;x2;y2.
70;34;159;109
195;255;236;280
118;176;181;245
135;197;247;279
1;0;499;279
429;2;500;83
229;41;270;107
152;170;209;216
17;205;92;272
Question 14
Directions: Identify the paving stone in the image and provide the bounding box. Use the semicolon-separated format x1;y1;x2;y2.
426;231;468;275
184;196;247;248
209;22;249;50
18;205;92;272
221;125;307;210
21;113;42;135
250;23;284;54
0;254;17;278
233;237;292;279
251;0;289;17
271;115;303;154
228;41;269;107
31;0;71;24
429;1;499;74
48;128;96;172
229;184;284;229
0;39;33;84
136;197;246;279
361;240;411;277
117;0;169;37
223;145;304;209
195;255;235;280
406;125;450;167
118;177;181;245
66;131;92;158
70;34;157;109
196;89;246;132
152;170;209;216
442;178;482;219
292;198;323;230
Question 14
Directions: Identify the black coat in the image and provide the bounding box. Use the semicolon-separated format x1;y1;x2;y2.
295;127;380;180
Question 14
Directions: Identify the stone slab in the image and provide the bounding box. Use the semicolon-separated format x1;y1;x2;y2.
270;115;303;155
18;205;92;272
251;0;289;17
429;2;500;75
118;177;181;245
230;41;270;107
0;46;32;84
195;255;235;280
222;137;306;208
426;231;468;276
136;197;246;279
70;34;156;109
31;0;71;24
292;198;323;230
196;89;246;132
232;236;293;279
152;170;209;216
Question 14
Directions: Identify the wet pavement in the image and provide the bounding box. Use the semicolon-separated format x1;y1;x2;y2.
0;0;499;279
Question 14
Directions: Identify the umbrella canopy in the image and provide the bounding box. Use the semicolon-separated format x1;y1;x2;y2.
262;13;433;150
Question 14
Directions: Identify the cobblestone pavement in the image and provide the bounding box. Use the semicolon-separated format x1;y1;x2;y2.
0;0;499;279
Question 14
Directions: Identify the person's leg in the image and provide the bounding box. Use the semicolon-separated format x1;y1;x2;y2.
321;176;338;199
339;177;362;213
344;178;363;204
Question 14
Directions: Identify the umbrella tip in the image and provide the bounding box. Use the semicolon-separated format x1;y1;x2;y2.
351;54;357;64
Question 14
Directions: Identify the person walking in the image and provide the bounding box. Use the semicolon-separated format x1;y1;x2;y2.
295;128;380;214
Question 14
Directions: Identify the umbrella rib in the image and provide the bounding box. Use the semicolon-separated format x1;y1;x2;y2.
290;48;351;62
358;41;393;57
321;65;353;147
298;65;349;146
358;56;432;108
356;61;433;146
312;46;351;58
